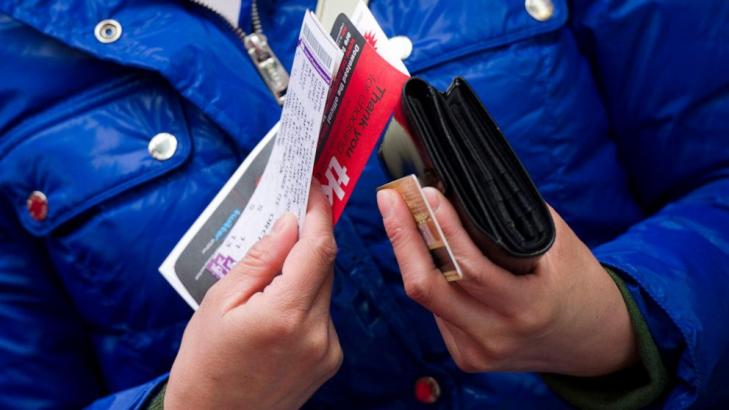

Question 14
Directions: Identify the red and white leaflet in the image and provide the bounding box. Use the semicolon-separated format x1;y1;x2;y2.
313;13;410;222
350;1;409;76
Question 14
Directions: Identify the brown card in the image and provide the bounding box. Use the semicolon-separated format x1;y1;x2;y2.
379;175;463;281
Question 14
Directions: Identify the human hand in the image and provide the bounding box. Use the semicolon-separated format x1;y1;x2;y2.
377;187;638;377
165;184;342;409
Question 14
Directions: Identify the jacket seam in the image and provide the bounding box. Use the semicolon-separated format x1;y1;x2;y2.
0;74;145;158
409;4;568;73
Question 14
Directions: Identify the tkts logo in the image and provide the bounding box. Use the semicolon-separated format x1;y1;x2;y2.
321;156;349;204
313;14;409;222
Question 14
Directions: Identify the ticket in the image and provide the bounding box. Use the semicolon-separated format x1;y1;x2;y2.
379;175;464;281
159;8;411;309
159;12;343;309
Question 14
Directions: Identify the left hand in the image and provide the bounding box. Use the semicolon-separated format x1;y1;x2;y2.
166;184;341;409
377;187;638;377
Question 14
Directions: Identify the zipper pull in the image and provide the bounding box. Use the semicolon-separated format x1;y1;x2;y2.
244;32;289;105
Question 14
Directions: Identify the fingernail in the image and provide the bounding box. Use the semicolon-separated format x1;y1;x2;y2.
377;190;395;218
422;187;441;212
272;213;291;234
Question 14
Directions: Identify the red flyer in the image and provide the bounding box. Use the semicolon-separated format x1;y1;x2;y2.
314;13;409;223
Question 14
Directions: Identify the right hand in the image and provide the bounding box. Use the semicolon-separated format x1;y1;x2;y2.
165;184;342;410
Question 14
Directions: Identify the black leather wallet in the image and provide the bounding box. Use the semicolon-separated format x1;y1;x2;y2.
379;77;555;273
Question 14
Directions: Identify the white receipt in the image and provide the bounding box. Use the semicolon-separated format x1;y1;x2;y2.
219;12;342;258
159;11;342;309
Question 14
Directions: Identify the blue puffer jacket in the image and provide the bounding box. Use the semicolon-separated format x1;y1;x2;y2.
1;0;728;408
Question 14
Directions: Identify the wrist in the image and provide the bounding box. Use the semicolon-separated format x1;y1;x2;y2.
582;273;640;375
542;266;670;409
164;371;216;410
550;262;639;376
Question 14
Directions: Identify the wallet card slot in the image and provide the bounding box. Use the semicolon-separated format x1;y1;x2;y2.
404;80;499;239
463;103;545;249
452;100;541;245
405;93;470;209
404;96;456;188
447;106;520;245
447;79;550;253
428;92;500;238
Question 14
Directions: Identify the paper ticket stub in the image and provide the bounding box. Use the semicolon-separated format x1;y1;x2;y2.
159;12;343;309
379;175;464;281
313;13;409;222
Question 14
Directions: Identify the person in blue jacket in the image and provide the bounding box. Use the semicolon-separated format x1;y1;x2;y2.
1;0;728;408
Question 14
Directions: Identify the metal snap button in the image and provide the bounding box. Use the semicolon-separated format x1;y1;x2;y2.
525;0;555;21
27;191;48;222
148;132;178;161
389;36;413;61
94;19;122;43
414;376;441;404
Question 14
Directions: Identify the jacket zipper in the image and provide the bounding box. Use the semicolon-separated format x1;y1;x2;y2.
188;0;290;105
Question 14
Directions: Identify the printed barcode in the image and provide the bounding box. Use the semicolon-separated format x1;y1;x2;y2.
301;24;333;68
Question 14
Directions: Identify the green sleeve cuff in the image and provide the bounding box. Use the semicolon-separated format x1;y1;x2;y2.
542;267;669;410
147;383;166;410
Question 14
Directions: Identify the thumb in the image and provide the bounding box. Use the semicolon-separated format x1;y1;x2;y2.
215;212;299;309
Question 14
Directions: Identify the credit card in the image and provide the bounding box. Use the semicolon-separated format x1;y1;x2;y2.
379;175;463;281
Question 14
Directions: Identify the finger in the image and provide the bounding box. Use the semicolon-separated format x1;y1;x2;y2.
323;319;343;375
421;188;488;262
435;316;465;365
215;212;299;310
275;181;337;308
309;266;335;318
422;187;515;294
307;320;343;393
436;316;501;372
377;188;488;331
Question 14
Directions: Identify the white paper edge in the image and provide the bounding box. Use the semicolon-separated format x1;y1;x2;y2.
159;123;280;310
